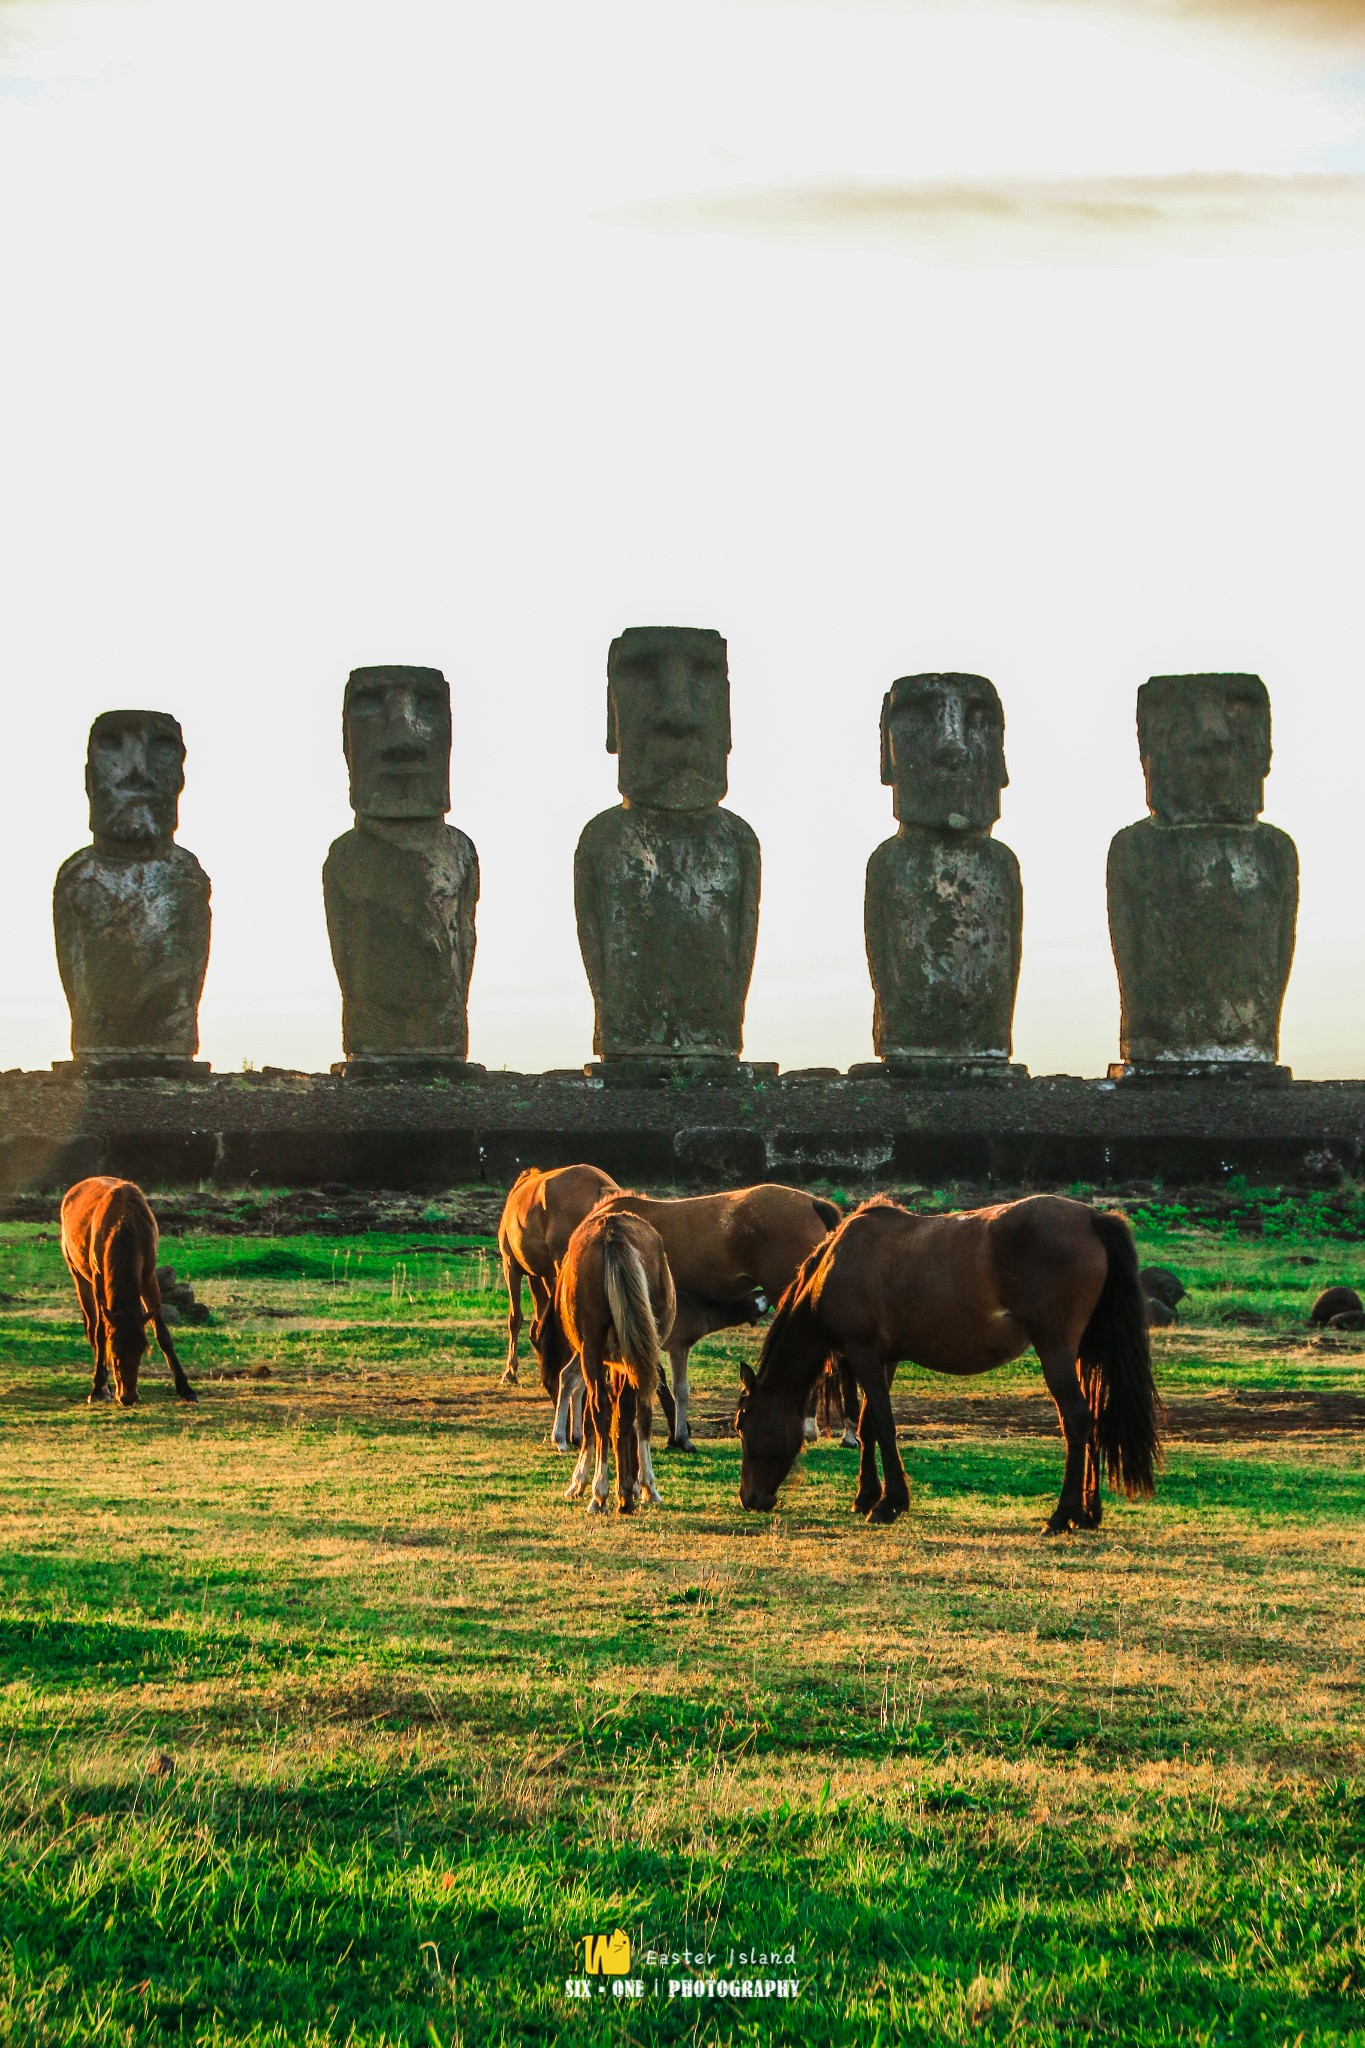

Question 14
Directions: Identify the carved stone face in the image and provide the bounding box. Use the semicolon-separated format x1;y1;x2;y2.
607;627;730;809
344;666;451;820
881;673;1007;831
1138;674;1271;826
86;710;185;844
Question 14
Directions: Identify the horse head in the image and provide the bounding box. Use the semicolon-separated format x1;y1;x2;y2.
735;1361;805;1512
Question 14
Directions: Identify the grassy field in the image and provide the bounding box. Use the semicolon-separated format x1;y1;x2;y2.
0;1190;1362;2046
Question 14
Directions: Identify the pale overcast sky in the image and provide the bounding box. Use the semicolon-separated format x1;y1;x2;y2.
1;0;1362;1077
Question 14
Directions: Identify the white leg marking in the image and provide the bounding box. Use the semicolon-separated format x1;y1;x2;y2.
564;1437;593;1499
552;1357;582;1450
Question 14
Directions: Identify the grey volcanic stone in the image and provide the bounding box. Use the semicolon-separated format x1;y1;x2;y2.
1108;675;1298;1079
864;674;1023;1076
1140;1264;1186;1308
53;710;211;1072
1310;1285;1362;1326
324;668;479;1074
575;629;760;1078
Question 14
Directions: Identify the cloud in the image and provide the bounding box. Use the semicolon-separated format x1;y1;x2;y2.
622;172;1365;259
1140;0;1365;34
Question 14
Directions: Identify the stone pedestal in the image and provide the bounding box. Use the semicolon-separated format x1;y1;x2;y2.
1108;674;1297;1083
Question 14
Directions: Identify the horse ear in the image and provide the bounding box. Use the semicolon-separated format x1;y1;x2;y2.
739;1363;757;1394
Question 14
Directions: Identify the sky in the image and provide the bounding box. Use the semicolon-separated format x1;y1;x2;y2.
0;0;1362;1079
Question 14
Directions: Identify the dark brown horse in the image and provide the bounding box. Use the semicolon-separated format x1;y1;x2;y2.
60;1177;197;1407
736;1195;1159;1532
497;1163;619;1385
587;1184;842;1450
557;1206;676;1514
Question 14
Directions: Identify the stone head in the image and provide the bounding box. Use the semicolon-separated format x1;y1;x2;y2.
607;627;730;808
86;710;185;846
880;673;1007;831
1137;673;1271;825
343;665;451;820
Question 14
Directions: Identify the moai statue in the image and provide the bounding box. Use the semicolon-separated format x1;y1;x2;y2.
323;666;481;1079
1107;674;1298;1082
574;627;763;1084
53;711;211;1077
858;673;1024;1081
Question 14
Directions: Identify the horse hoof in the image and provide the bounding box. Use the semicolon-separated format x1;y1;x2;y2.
865;1498;904;1526
178;1387;198;1404
586;1498;606;1516
841;1429;860;1450
668;1435;696;1453
87;1391;113;1406
852;1496;879;1517
1044;1509;1098;1536
564;1482;584;1501
499;1367;518;1386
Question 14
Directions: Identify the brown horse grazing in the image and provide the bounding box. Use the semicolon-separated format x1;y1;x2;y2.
556;1207;675;1515
584;1185;842;1450
736;1195;1159;1533
497;1164;619;1386
60;1177;197;1408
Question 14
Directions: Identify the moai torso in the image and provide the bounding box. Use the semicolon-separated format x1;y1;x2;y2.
324;820;478;1057
863;674;1022;1071
323;666;480;1066
1107;674;1298;1075
574;628;760;1072
53;711;211;1066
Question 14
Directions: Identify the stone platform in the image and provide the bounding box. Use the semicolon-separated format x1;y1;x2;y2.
1;1066;1363;1192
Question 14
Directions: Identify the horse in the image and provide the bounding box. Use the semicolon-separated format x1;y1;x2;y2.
497;1163;619;1386
566;1184;842;1451
736;1194;1160;1533
555;1206;676;1515
60;1177;198;1408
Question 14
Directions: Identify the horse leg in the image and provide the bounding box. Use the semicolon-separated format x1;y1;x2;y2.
655;1359;678;1443
1041;1344;1100;1535
77;1274;111;1403
665;1333;696;1451
803;1378;819;1445
850;1352;909;1525
552;1355;581;1450
583;1355;613;1516
838;1354;861;1449
636;1389;663;1506
852;1391;881;1515
614;1379;638;1515
499;1249;524;1384
151;1308;197;1403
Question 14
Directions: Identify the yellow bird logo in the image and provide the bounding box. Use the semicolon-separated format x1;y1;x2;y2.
583;1931;632;1975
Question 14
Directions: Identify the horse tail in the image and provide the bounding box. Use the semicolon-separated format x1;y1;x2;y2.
601;1221;662;1404
103;1209;150;1375
1079;1210;1162;1498
812;1197;842;1233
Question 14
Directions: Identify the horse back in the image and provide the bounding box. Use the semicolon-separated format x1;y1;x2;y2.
600;1183;830;1297
60;1177;158;1292
816;1203;1027;1375
500;1163;618;1278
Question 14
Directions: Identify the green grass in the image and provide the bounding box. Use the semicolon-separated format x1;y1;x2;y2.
0;1199;1362;2045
